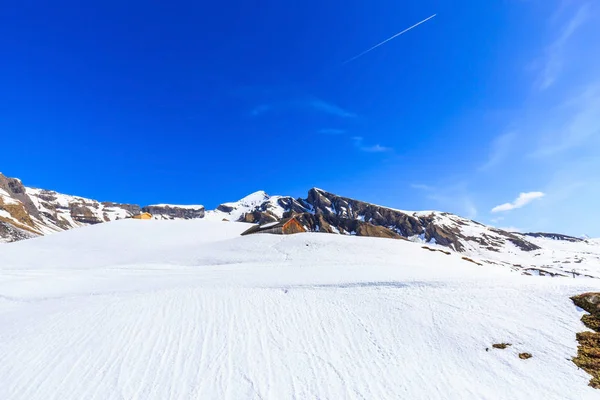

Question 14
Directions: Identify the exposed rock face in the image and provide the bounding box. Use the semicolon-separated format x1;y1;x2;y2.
24;186;138;231
525;232;583;242
142;205;205;220
0;221;36;243
572;293;600;315
0;173;203;243
218;188;544;254
0;174;41;219
101;202;141;215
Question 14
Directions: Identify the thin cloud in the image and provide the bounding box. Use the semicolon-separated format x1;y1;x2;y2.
249;98;356;118
491;192;545;213
352;136;392;153
479;132;517;171
307;99;356;118
414;181;477;220
249;104;272;116
317;128;346;135
343;14;437;65
538;3;590;90
362;144;393;153
531;83;600;158
464;198;478;220
410;183;435;191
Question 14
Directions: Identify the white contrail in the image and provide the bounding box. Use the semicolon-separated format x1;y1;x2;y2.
343;14;437;64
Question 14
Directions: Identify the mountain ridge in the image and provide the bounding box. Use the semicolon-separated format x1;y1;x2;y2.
2;172;600;279
0;173;205;242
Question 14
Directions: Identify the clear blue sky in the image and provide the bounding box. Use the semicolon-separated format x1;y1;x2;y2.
1;1;599;236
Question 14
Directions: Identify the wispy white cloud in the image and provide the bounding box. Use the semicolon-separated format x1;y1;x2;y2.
479;131;517;171
489;217;519;232
537;3;590;90
308;99;356;118
491;192;545;213
249;104;272;116
361;144;392;153
412;181;478;219
427;192;477;219
249;98;356;118
410;183;435;191
531;83;600;157
464;198;478;220
316;129;391;153
317;128;346;135
352;136;392;153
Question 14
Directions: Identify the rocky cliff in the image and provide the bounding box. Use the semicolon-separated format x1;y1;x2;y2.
0;173;204;242
142;204;205;220
209;188;541;254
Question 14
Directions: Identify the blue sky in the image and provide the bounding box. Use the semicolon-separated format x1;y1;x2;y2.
1;1;599;236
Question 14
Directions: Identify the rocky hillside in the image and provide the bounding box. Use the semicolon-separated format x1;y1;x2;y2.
207;188;600;278
2;173;599;279
0;173;204;243
208;188;544;252
142;204;205;220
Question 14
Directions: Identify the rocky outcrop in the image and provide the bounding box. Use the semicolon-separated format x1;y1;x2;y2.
0;221;36;243
101;202;141;215
25;187;138;230
0;173;204;243
230;188;543;254
0;175;41;220
525;232;583;242
142;205;205;220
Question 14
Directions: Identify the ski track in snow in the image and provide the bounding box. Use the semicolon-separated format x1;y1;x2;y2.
1;220;600;399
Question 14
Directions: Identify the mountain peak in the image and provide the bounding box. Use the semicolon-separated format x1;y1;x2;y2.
240;190;270;202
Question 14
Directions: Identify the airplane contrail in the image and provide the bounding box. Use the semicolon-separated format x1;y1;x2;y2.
343;14;437;65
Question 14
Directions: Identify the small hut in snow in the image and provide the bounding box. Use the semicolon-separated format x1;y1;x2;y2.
241;217;306;236
132;212;152;220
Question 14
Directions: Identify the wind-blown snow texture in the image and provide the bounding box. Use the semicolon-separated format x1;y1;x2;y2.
1;219;600;399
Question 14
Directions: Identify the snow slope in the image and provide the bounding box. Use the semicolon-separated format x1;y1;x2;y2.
201;188;600;279
400;211;600;278
204;191;294;222
1;220;600;399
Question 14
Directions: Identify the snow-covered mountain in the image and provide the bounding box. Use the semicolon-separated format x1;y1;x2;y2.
204;190;305;222
0;173;204;242
206;188;600;278
2;172;600;278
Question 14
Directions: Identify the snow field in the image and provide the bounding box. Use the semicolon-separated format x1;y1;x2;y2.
1;219;600;399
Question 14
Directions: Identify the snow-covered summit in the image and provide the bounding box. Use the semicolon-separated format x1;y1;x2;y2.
205;190;302;222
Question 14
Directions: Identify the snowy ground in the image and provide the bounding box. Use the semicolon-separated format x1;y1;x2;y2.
1;219;600;399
